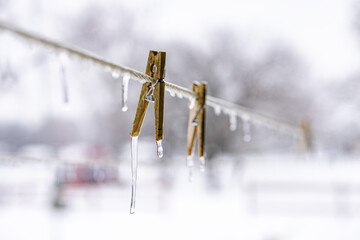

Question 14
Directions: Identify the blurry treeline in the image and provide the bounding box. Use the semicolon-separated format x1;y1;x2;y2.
0;2;359;160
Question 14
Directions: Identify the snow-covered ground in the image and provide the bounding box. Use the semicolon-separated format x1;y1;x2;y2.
1;154;360;240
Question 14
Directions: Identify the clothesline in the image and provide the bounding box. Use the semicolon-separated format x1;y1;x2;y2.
0;21;303;140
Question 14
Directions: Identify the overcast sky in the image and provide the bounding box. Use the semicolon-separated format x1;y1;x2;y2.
133;0;360;80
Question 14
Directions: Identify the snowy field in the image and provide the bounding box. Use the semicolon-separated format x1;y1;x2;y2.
1;154;360;240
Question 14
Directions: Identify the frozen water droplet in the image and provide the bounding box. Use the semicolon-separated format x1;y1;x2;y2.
112;69;120;79
187;155;194;182
242;117;252;143
189;97;196;109
199;156;206;172
169;91;175;97
104;66;112;73
244;134;251;142
176;92;183;99
121;74;130;112
130;136;138;214
229;112;237;131
156;140;164;158
214;106;221;116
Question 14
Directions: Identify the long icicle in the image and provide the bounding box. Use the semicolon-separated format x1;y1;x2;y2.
130;136;138;214
122;73;130;112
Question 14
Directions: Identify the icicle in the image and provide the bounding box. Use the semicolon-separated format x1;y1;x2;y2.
186;155;194;182
156;140;164;158
242;115;252;142
60;65;69;103
111;69;120;79
214;106;221;116
199;156;206;172
59;53;69;104
176;92;183;99
169;90;176;97
121;73;130;112
130;136;138;214
188;97;196;109
229;112;237;131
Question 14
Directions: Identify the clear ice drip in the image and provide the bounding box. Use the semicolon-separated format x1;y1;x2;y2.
199;156;206;172
187;155;194;182
242;117;252;142
229;113;237;131
156;140;164;158
122;74;130;112
130;136;138;214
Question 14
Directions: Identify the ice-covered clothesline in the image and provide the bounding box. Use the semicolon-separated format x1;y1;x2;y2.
0;21;303;139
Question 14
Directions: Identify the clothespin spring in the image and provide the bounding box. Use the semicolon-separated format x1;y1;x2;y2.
191;104;204;126
144;79;161;103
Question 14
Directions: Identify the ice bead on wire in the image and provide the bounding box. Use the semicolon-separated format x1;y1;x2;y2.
111;69;120;79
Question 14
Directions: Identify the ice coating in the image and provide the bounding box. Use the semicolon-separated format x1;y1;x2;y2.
130;136;138;214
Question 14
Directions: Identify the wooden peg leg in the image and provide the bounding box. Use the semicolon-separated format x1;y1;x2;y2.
197;83;206;157
130;82;152;137
197;107;205;157
187;105;198;156
154;80;165;141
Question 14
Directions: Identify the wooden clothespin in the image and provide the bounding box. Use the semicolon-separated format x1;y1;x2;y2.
187;82;206;172
299;119;312;153
130;50;166;157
